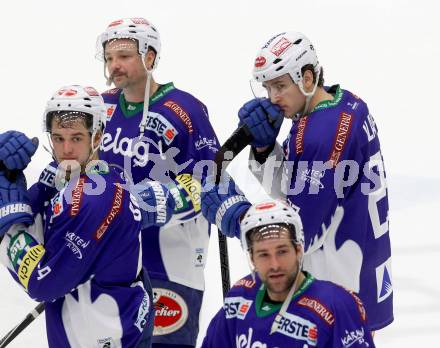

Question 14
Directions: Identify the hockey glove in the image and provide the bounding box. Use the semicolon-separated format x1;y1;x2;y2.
0;131;39;170
0;171;33;237
201;175;251;238
133;181;176;229
238;98;283;148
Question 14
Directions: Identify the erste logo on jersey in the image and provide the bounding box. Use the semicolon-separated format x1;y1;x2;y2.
224;296;253;320
105;103;117;121
275;312;318;346
145;112;178;145
153;288;188;335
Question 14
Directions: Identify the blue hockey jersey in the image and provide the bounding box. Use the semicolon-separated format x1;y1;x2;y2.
249;86;393;330
202;273;375;348
0;162;153;347
99;83;219;291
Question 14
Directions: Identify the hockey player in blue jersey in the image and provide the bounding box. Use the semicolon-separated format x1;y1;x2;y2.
96;18;220;347
202;31;392;332
0;85;179;347
202;199;375;348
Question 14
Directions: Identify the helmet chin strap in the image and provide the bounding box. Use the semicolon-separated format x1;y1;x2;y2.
295;67;321;119
270;250;304;335
104;63;112;87
139;53;154;139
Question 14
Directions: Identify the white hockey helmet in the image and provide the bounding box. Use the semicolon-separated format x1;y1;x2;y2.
252;31;320;84
97;17;161;69
43;85;106;135
240;200;304;252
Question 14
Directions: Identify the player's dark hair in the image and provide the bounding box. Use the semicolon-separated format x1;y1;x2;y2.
301;64;324;87
46;111;94;133
247;223;298;251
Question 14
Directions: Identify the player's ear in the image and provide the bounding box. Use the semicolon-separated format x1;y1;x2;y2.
93;131;102;148
144;49;156;70
302;69;314;92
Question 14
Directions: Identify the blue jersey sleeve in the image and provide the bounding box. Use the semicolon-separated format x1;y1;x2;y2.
332;289;375;347
201;308;235;348
6;176;132;302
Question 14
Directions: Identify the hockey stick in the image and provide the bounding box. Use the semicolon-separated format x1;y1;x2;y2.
214;125;253;298
0;302;45;348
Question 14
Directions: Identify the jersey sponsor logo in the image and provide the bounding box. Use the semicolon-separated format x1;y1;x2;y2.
297;296;335;325
194;135;217;152
295;116;308;155
271;37;293;57
175;174;201;212
94;183;124;241
153;288;188;335
254;56;266;68
195;247;205;267
0;203;32;218
64;231;91;260
8;230;39;267
300;168;325;189
224;296;253;320
362;113;377;142
348;290;367;322
233;278;256;289
51;192;64;219
135;292;151;332
70;177;85;216
105;103;117;121
329;112;353;168
376;256;393;303
39;165;56;187
164;100;194;134
341;327;369;347
102;88;120;95
275;312;318;346
18;245;46;289
97;337;116;348
144;112;178;145
236;327;268;348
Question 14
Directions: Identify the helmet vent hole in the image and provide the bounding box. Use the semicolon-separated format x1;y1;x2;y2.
273;58;282;65
294;39;302;45
275;66;284;72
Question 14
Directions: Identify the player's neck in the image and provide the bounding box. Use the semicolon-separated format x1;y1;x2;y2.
123;78;159;103
308;86;334;112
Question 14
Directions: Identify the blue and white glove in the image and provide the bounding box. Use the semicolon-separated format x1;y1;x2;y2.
201;175;251;238
238;98;283;148
0;131;39;170
134;181;176;229
0;171;33;237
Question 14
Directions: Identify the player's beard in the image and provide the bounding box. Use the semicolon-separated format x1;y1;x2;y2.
265;265;299;299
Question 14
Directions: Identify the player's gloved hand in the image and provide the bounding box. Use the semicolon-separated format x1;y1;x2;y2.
238;98;283;148
0;131;39;170
201;175;251;238
133;181;176;229
0;171;33;237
